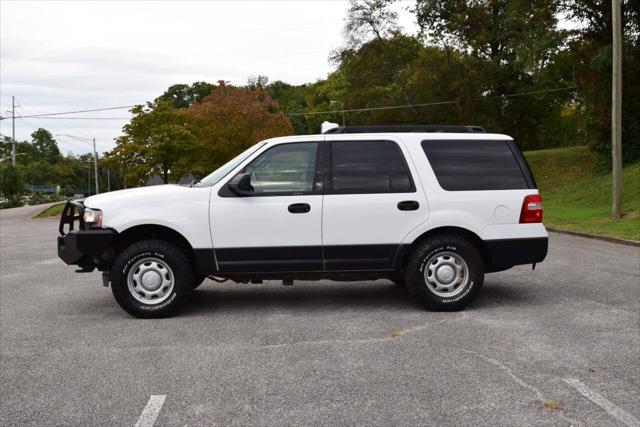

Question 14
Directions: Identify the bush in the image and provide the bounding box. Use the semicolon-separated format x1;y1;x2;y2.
22;193;67;206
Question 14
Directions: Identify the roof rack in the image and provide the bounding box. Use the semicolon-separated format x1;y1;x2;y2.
322;125;486;134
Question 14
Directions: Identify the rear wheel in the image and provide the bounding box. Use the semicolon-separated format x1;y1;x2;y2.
110;239;193;318
391;274;406;287
404;234;483;311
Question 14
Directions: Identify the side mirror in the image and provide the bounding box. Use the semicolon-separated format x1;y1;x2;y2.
228;173;254;196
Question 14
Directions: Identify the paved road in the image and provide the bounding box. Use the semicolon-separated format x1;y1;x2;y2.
1;204;639;426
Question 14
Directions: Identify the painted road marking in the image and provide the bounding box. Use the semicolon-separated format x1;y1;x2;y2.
35;257;60;265
563;379;640;427
134;395;166;427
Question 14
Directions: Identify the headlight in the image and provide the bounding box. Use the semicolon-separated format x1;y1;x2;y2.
83;208;103;228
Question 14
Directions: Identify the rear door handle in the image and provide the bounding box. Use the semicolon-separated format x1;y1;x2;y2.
397;200;419;211
288;203;311;214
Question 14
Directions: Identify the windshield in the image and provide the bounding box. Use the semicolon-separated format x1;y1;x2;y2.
195;142;267;187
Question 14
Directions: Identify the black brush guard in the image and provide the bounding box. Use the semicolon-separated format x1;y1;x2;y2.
59;200;85;236
57;200;117;270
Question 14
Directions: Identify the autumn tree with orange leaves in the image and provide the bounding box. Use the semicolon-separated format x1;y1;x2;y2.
185;81;292;178
107;81;292;186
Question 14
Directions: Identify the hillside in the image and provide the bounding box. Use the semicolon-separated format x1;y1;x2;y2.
524;146;639;241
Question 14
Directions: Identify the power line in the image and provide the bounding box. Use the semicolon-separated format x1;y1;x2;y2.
10;101;131;120
495;86;577;99
3;86;577;122
11;102;113;160
1;105;135;120
285;99;458;117
25;117;132;120
16;109;101;154
284;86;578;117
57;135;94;145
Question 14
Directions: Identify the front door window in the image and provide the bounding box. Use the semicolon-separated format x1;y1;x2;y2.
243;142;318;194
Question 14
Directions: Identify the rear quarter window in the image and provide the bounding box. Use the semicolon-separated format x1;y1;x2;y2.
421;139;531;191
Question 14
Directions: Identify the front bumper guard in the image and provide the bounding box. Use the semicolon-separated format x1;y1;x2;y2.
57;200;117;270
57;230;117;267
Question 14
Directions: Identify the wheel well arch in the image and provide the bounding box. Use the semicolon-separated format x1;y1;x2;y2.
401;226;491;269
114;224;196;263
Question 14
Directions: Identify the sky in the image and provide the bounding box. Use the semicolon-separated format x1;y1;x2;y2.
0;1;417;155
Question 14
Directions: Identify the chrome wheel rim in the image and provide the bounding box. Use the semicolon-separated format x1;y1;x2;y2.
127;257;174;304
423;251;469;297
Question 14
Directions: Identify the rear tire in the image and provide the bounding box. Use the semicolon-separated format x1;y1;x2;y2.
110;239;193;318
391;274;406;287
404;234;484;311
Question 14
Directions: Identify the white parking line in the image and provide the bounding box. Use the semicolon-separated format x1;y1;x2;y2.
563;379;640;427
34;257;60;265
134;395;166;427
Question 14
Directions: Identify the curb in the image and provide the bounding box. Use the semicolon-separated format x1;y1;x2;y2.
32;202;65;219
547;228;640;247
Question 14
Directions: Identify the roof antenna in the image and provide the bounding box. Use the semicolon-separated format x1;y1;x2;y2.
321;121;339;134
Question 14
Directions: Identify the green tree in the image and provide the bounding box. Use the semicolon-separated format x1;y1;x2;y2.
344;0;399;48
554;0;640;161
0;165;24;203
267;80;310;134
0;136;12;159
31;128;61;162
342;0;419;118
111;100;196;185
157;82;216;109
247;75;269;90
334;35;422;125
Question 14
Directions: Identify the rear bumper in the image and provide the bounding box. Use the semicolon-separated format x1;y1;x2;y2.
57;229;117;269
485;237;548;272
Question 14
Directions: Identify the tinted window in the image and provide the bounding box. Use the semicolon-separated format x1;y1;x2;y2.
421;140;528;191
330;140;414;193
243;142;318;193
388;142;413;192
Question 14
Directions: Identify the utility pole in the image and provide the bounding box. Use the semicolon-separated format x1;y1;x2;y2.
57;134;100;194
93;138;100;194
107;169;111;192
11;96;16;167
86;165;91;196
612;0;623;218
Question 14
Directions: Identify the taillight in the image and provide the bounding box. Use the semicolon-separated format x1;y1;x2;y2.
520;194;543;223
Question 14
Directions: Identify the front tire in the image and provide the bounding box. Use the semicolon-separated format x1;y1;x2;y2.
193;274;207;289
404;234;484;311
111;239;194;318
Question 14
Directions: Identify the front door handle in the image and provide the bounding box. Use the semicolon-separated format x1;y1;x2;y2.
288;203;311;214
397;200;419;211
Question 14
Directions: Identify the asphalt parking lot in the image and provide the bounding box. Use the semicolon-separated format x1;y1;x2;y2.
1;204;639;426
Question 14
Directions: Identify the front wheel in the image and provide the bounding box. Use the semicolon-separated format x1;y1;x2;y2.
110;239;194;318
404;234;484;311
193;274;207;289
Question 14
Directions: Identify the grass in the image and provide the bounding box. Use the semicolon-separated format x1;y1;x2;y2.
33;203;66;219
524;146;640;241
539;400;562;411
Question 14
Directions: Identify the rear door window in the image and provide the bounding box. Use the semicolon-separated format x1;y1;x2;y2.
421;140;529;191
329;140;415;194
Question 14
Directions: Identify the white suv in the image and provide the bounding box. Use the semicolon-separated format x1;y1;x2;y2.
58;125;548;318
